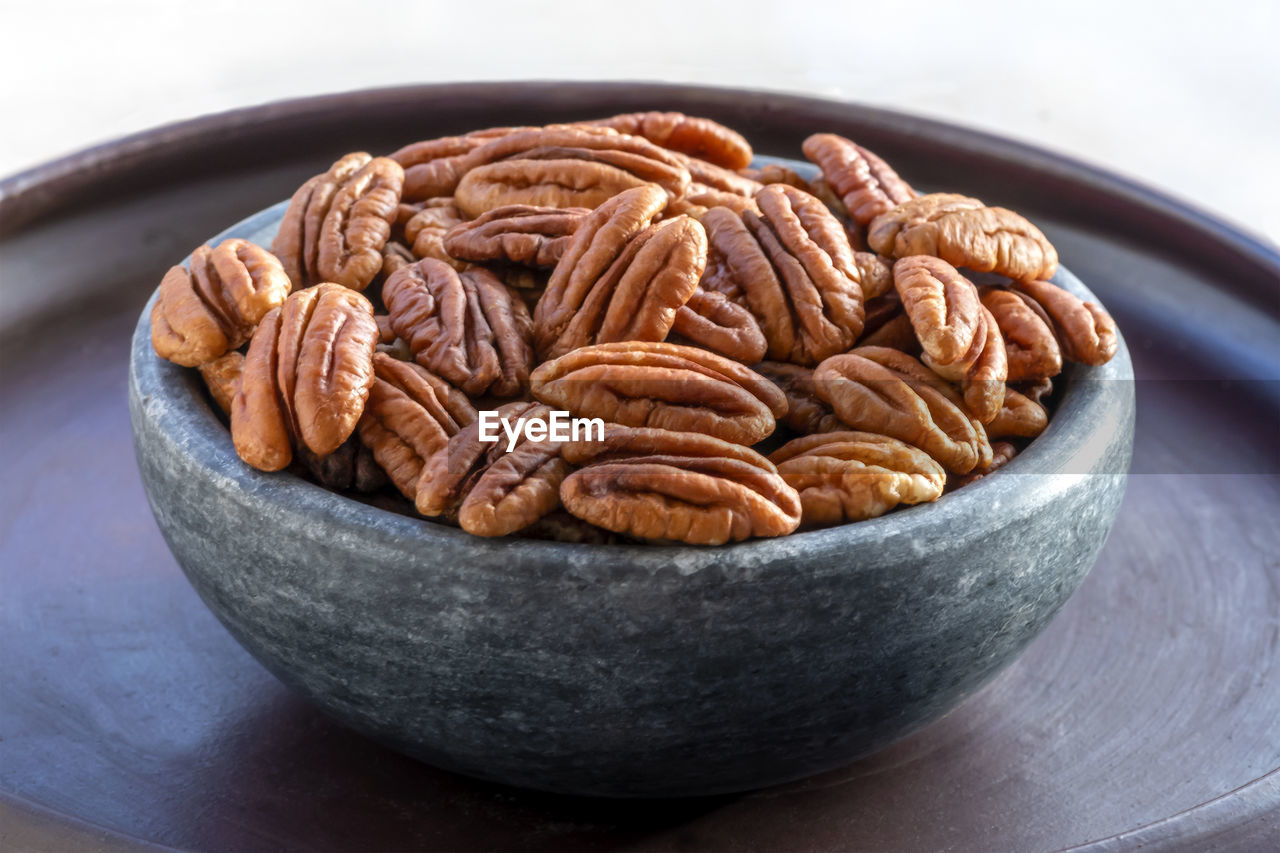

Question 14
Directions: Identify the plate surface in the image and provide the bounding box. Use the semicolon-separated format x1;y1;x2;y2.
1;82;1278;850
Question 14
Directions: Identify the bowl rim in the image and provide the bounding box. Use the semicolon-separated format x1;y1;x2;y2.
129;194;1134;570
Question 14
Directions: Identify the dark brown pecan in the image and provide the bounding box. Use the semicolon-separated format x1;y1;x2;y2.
271;152;404;291
382;259;534;398
533;185;705;360
1015;377;1055;404
813;346;992;474
294;433;387;494
769;431;945;524
584;112;753;170
415;401;569;537
531;341;787;445
380;241;416;280
231;284;379;471
198;351;244;417
868;193;1058;282
949;441;1018;489
403;198;468;270
441;204;589;268
755;361;843;435
391;126;533;201
151;239;291;366
559;426;801;545
1013;279;1119;366
986;386;1049;439
670;287;768;363
802;134;916;226
981;287;1062;381
357;352;477;499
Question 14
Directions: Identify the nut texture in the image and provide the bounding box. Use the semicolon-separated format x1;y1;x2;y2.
442;204;589;268
802;133;917;226
986;386;1049;439
1013;278;1119;366
391;126;532;201
585;112;753;170
531;341;787;445
950;440;1018;489
868;193;1058;282
981;287;1063;381
382;259;535;398
198;351;244;416
560;426;801;545
670;287;768;363
151;239;291;366
755;361;844;435
404;199;468;271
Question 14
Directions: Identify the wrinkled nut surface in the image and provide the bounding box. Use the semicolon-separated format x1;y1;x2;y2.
671;287;768;363
586;111;753;170
531;341;787;445
271;153;404;291
151;239;291;366
442;204;589;268
950;440;1018;489
981;287;1062;381
814;346;992;474
383;259;534;397
560;426;801;545
854;252;894;300
198;351;245;416
404;199;468;270
740;163;809;189
769;430;946;524
1013;278;1119;366
802;133;917;226
231;283;379;471
295;434;387;494
534;186;706;360
755;361;844;435
986;386;1049;439
357;353;477;498
391;126;532;201
868;193;1058;282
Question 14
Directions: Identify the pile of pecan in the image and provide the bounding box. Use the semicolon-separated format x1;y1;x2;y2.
150;112;1118;546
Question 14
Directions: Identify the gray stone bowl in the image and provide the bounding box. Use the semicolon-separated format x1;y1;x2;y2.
128;200;1135;798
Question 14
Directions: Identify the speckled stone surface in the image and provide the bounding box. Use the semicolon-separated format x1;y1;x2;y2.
127;202;1135;798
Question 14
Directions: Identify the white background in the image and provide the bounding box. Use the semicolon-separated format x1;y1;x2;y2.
2;0;1277;244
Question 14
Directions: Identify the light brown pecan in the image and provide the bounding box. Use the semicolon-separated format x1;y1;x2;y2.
854;252;894;300
740;163;809;189
231;283;379;471
672;153;762;198
198;351;244;416
380;241;416;280
949;440;1018;489
415;401;570;537
769;431;945;525
441;204;589;268
382;259;534;398
1013;278;1119;366
403;198;468;270
584;112;753;170
802;134;917;226
357;352;477;499
665;184;761;219
533;185;706;359
391;126;533;201
271;152;404;291
670;287;768;363
986;386;1049;439
701;185;866;365
531;341;787;445
755;361;843;435
813;346;992;474
151;239;291;367
981;287;1062;381
559;426;801;545
867;193;1058;282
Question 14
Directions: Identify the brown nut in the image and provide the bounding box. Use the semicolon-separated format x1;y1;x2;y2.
1013;279;1119;366
949;440;1018;490
391;126;533;201
867;193;1058;282
382;259;534;398
584;112;753;170
813;346;992;474
665;184;761;219
533;186;706;360
740;163;809;189
531;341;787;446
802;133;917;226
403;199;468;271
441;204;589;268
985;386;1049;439
357;352;477;499
271;152;404;292
670;287;768;363
981;287;1063;381
151;239;291;366
559;426;801;545
294;433;387;494
198;351;245;417
769;431;945;525
854;252;894;300
754;361;844;435
380;241;416;281
231;283;379;471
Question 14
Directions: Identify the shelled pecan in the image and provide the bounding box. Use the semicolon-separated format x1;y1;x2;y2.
981;287;1062;381
802;133;917;226
949;441;1019;490
670;287;768;363
198;351;244;416
755;361;843;435
403;198;468;270
985;386;1049;439
442;204;589;268
1013;278;1119;366
585;111;753;170
391;126;532;201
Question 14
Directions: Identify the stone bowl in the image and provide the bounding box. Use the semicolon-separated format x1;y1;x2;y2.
128;198;1135;798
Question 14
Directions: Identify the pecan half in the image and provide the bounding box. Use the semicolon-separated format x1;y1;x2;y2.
559;426;801;545
585;112;753;170
1013;279;1119;366
231;284;379;471
665;184;761;219
854;251;894;300
740;163;809;189
271;152;404;291
670;287;768;363
380;241;416;280
199;351;244;416
391;126;532;201
151;239;291;366
382;259;534;398
949;440;1018;490
867;193;1058;282
533;185;706;360
802;133;917;226
531;341;787;445
442;204;589;268
986;386;1049;439
404;198;467;270
769;431;945;524
295;434;387;494
813;346;992;474
357;352;477;498
755;361;843;435
981;287;1062;381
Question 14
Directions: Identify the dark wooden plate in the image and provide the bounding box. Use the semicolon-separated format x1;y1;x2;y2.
1;82;1277;852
